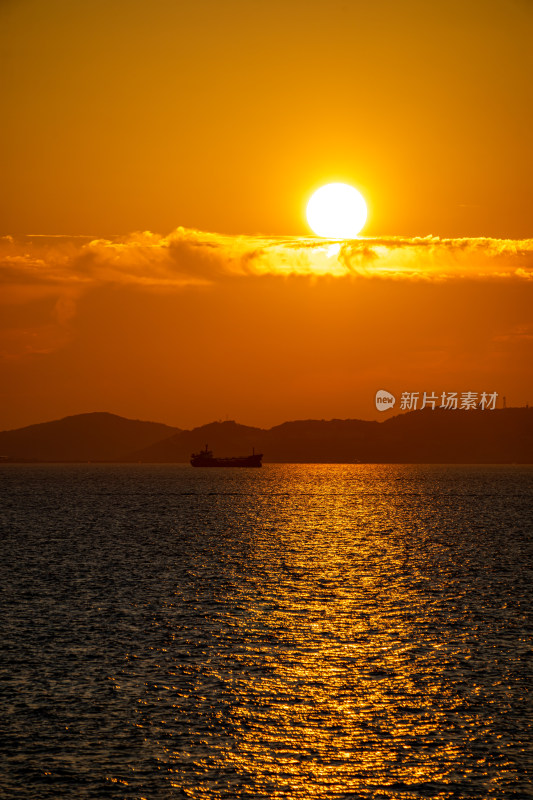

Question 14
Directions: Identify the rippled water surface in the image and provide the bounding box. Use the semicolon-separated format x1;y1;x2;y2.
1;464;532;799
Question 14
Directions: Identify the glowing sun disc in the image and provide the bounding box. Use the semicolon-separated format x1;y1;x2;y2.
306;183;367;238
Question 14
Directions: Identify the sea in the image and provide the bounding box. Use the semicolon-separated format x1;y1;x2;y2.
1;464;531;800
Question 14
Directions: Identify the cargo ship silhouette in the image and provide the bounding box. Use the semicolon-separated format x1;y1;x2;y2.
190;445;263;468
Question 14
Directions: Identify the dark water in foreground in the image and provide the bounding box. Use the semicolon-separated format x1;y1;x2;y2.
1;465;531;800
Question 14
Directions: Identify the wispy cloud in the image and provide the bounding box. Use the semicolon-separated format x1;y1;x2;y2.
493;323;533;343
2;229;533;292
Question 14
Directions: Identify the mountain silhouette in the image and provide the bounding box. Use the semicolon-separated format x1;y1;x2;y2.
126;408;532;464
0;408;531;464
126;420;263;463
0;412;179;462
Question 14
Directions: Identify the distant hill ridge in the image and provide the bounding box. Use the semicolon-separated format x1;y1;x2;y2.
0;412;179;462
0;409;532;463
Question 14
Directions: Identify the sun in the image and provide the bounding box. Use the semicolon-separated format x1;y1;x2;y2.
306;183;367;238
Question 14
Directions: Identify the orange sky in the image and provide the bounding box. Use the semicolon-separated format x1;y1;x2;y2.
1;0;532;430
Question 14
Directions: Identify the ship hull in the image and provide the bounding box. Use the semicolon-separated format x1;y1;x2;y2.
191;454;263;468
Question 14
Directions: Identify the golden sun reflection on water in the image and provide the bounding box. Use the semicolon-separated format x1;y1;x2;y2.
119;465;530;799
207;485;439;794
2;464;529;799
